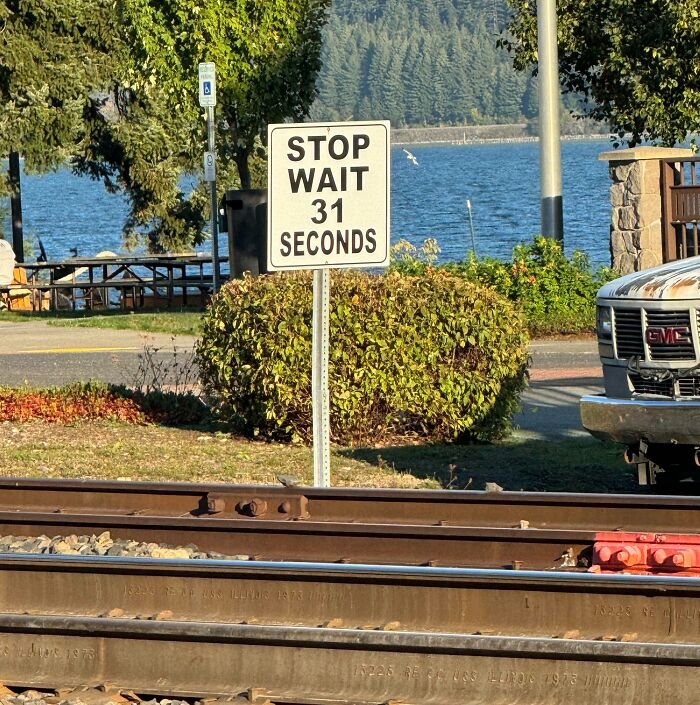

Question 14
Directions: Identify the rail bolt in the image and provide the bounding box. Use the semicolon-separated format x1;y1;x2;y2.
672;550;696;568
598;546;613;563
651;549;669;566
617;545;643;567
249;498;268;517
207;497;226;514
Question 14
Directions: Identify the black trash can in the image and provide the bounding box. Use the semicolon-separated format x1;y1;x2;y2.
221;189;268;278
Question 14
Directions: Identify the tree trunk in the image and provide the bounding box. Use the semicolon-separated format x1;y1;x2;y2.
8;151;24;262
235;152;252;190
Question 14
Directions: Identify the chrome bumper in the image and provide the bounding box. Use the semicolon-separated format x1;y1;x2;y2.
580;395;700;445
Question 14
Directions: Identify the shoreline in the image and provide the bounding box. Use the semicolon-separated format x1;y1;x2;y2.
389;123;611;146
392;133;613;147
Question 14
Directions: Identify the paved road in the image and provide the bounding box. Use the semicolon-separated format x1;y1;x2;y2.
0;321;197;387
0;321;601;439
515;338;602;440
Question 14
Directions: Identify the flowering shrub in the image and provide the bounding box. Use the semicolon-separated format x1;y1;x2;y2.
392;236;612;336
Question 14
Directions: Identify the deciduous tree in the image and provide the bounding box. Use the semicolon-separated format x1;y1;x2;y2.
122;0;330;190
501;0;700;145
1;0;330;253
76;0;330;250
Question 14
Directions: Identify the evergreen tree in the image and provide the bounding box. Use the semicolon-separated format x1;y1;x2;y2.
446;33;476;124
521;75;539;120
0;0;119;255
495;63;526;122
384;38;409;125
311;0;534;127
431;45;451;123
0;0;118;172
404;38;435;125
364;38;386;117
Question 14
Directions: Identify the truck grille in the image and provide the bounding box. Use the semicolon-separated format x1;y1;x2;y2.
629;373;674;397
645;310;695;360
678;378;700;397
629;374;700;397
613;308;697;360
613;308;644;358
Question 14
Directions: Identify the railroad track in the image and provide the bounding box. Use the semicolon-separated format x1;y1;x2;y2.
2;614;698;703
0;478;699;703
0;554;699;703
2;477;699;530
1;478;700;569
0;554;698;642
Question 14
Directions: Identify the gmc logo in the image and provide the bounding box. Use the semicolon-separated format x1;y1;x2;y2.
645;326;691;345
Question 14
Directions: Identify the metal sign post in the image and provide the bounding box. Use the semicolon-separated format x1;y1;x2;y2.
267;120;390;487
199;62;220;293
312;268;331;487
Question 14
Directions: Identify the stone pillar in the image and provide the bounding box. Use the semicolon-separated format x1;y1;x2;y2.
600;147;694;274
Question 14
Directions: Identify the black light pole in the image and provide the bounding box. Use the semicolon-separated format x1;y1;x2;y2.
9;151;24;261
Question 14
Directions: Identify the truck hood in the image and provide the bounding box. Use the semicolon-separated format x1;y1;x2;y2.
598;256;700;300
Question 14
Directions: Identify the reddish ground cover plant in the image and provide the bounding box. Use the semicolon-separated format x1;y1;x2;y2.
0;383;207;426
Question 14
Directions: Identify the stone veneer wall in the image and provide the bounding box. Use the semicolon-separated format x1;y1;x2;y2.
608;159;663;274
601;147;694;274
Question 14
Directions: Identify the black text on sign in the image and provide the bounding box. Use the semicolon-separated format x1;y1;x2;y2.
267;121;390;271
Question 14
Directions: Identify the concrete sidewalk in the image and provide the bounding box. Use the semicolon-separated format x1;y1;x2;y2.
0;320;601;440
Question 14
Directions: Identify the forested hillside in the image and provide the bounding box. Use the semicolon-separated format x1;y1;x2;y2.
310;0;578;127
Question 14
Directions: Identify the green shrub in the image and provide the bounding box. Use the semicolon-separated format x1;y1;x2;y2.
196;270;529;445
392;236;612;336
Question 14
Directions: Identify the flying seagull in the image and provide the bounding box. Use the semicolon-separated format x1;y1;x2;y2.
402;148;419;166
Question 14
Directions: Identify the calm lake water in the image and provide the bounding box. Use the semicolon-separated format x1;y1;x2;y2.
8;138;613;267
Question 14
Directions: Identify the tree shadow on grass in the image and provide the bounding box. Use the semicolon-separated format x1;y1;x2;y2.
340;437;640;494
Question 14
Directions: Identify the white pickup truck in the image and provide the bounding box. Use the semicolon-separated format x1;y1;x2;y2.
580;256;700;485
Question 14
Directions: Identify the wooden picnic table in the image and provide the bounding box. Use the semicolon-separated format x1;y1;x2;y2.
18;253;228;310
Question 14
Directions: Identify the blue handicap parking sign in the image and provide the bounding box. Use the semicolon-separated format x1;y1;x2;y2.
203;81;212;96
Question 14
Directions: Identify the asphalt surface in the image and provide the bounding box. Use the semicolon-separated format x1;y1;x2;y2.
0;321;197;388
515;338;602;440
0;321;602;439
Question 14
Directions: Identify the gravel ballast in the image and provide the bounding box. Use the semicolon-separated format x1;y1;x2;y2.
0;532;248;561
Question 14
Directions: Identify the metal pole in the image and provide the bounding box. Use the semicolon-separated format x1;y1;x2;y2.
9;151;24;262
312;268;331;487
537;0;564;241
466;199;478;259
207;106;220;293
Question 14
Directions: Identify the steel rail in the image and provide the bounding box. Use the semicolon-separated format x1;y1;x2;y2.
0;510;595;569
0;614;698;703
1;555;700;643
1;477;700;530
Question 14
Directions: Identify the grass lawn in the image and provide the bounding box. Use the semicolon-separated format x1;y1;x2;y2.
0;421;639;493
0;309;203;336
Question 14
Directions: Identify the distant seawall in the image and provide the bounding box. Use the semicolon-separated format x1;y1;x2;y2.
391;123;611;145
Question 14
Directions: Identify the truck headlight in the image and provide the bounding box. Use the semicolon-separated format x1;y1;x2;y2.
596;305;612;341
